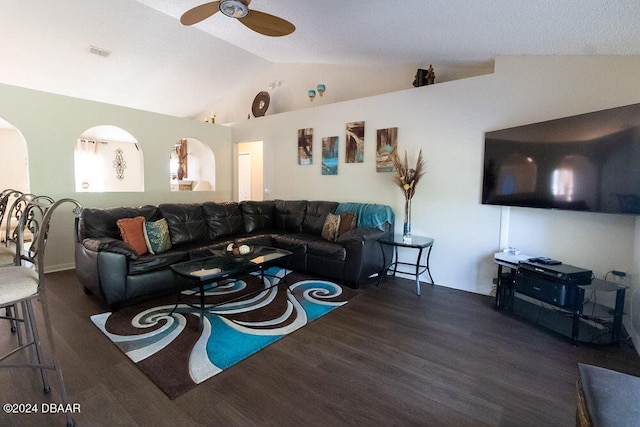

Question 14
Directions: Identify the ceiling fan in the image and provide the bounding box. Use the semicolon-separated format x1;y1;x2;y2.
180;0;295;37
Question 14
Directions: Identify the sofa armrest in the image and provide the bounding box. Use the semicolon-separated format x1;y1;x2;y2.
82;237;139;260
336;227;391;285
75;240;130;309
337;226;387;243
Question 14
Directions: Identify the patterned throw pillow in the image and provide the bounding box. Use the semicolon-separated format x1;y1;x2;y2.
116;216;148;256
321;213;341;242
144;218;173;255
338;212;357;237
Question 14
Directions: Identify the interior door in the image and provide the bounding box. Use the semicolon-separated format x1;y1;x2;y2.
238;152;251;202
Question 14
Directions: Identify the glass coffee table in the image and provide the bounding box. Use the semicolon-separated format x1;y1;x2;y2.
171;246;292;330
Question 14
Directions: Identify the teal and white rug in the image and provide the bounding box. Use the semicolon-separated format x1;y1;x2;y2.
91;268;355;398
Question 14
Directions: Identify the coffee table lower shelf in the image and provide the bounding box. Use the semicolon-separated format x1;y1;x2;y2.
170;247;292;330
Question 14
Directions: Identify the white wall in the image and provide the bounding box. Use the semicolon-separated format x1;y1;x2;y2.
201;62;493;125
230;55;640;297
0;127;30;191
0;83;233;271
97;140;144;192
2;55;640;352
184;137;216;191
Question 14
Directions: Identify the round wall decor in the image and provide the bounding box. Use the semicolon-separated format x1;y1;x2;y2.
252;91;270;117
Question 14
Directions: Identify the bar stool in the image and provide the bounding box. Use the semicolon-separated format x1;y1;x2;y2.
1;193;53;334
0;197;82;427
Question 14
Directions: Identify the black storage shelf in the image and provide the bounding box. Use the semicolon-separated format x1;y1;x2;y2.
510;294;624;345
494;255;627;345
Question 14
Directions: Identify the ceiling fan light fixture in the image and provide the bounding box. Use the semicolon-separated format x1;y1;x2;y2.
219;0;249;18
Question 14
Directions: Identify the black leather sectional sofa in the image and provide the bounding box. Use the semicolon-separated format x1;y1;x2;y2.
75;199;394;308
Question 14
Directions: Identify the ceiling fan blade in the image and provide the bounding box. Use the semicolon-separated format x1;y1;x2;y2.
181;1;221;26
238;10;295;37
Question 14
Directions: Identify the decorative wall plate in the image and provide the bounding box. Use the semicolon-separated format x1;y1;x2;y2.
252;91;270;117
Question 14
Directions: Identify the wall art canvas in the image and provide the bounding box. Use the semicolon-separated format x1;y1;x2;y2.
376;127;398;172
297;128;313;165
345;121;365;163
322;136;339;175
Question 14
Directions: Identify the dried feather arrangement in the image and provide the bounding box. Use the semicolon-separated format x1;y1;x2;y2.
391;149;425;201
391;149;425;242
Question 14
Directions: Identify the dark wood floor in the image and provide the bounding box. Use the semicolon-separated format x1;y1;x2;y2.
2;270;640;426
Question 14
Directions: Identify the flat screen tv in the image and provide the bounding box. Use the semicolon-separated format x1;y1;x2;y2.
482;103;640;215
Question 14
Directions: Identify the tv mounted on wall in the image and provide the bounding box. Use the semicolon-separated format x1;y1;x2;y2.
482;102;640;215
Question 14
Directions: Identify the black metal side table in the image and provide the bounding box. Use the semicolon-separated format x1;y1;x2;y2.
378;234;434;295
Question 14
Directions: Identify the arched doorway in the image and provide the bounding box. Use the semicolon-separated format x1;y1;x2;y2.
0;117;29;192
0;116;30;241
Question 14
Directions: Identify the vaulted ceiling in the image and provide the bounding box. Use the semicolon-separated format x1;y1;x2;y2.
1;0;639;119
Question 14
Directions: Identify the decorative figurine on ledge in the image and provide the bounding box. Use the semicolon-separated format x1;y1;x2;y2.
413;68;427;87
426;64;435;85
413;65;436;87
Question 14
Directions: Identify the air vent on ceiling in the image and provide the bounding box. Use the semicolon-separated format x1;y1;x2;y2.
87;45;111;58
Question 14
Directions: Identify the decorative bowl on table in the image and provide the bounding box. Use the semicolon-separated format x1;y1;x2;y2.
224;243;254;260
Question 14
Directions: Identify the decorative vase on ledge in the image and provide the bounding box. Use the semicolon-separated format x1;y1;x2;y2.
403;198;412;244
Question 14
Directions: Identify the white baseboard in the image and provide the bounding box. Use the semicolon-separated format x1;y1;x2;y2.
44;263;75;274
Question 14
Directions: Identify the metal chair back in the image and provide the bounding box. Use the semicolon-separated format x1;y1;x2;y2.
8;194;54;265
0;189;23;245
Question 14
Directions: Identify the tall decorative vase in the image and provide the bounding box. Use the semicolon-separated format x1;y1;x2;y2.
403;198;412;243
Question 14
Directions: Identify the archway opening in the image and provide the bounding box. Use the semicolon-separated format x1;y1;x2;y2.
75;125;143;192
170;137;215;192
0;116;30;241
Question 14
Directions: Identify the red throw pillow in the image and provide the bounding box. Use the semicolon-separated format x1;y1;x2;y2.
117;216;148;256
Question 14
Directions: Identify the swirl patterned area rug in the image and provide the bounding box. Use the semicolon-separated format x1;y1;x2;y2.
90;267;355;399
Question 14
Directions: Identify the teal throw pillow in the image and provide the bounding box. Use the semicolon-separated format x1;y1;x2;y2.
144;218;172;255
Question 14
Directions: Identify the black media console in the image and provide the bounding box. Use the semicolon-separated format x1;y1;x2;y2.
494;253;627;345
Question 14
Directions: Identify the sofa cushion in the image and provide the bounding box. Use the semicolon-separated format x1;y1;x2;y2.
159;203;208;245
307;239;347;261
233;233;274;248
202;202;244;239
80;205;161;240
273;233;319;254
83;237;139;259
117;216;148;256
273;200;307;232
240;200;275;233
128;250;190;275
302;201;339;235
